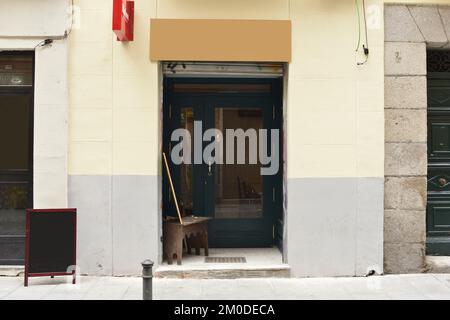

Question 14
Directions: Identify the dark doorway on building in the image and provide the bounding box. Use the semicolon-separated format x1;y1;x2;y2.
0;52;34;265
162;72;283;249
426;50;450;255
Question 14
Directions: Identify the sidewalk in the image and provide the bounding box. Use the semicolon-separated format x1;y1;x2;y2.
1;274;450;300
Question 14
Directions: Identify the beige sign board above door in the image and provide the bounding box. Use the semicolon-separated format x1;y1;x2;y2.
150;19;291;62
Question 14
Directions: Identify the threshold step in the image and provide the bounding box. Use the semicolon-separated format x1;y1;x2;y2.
426;256;450;273
154;265;290;279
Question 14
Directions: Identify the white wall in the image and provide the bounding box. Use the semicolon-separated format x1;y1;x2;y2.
0;0;69;209
34;40;69;208
0;0;68;37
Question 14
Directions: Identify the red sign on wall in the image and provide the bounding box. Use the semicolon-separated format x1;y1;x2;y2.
112;0;134;41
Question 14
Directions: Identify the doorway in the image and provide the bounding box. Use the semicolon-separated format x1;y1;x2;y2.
426;50;450;255
0;52;34;265
162;77;283;248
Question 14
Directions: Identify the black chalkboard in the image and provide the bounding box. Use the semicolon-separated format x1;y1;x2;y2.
25;209;76;286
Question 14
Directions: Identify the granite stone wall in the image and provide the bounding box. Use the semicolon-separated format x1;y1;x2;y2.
384;4;450;273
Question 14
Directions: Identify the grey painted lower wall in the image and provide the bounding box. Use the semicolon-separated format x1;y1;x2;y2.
111;175;159;275
68;175;159;276
70;175;383;277
286;177;384;277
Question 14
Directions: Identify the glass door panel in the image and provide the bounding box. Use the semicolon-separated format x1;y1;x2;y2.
179;107;194;215
163;96;204;220
204;94;276;248
214;108;263;219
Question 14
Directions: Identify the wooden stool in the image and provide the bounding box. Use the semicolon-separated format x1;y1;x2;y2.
161;152;211;265
163;216;210;265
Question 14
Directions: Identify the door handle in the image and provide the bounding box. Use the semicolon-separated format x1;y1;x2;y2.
208;160;212;176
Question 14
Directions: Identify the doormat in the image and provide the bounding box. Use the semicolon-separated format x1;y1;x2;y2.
205;257;247;263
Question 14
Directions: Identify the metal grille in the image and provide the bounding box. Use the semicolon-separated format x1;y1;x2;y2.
205;257;247;263
428;50;450;73
162;62;284;78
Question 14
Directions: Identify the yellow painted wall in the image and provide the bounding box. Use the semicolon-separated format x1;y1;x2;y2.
69;0;158;176
288;0;384;178
68;0;386;178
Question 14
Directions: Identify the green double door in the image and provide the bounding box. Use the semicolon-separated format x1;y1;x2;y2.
163;79;283;248
427;71;450;255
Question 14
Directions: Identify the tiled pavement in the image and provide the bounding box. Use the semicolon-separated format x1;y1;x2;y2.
1;274;450;300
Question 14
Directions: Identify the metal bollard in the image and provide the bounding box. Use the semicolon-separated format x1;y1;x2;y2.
141;259;154;300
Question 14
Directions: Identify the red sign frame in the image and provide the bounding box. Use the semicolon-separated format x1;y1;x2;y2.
112;0;134;41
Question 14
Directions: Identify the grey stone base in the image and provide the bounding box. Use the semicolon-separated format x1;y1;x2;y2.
384;243;426;274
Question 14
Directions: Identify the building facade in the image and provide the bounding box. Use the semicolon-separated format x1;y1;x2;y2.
0;0;449;277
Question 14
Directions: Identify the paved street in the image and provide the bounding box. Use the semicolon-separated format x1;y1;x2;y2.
1;274;450;300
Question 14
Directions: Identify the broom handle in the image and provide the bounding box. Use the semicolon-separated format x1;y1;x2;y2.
162;152;183;225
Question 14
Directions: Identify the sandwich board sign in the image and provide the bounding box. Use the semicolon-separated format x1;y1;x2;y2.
24;209;77;286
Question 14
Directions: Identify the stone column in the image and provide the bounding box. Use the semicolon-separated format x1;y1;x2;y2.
384;4;450;273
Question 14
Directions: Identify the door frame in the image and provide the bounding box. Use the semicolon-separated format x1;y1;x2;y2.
162;77;284;248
